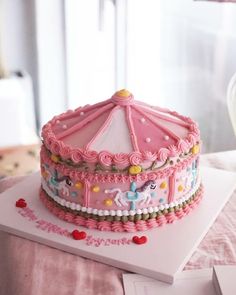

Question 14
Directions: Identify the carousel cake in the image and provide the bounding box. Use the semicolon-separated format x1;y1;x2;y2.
40;89;203;232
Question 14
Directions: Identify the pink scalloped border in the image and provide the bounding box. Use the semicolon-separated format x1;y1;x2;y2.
41;145;198;183
39;184;204;232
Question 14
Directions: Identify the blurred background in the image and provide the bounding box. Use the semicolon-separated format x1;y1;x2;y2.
1;0;236;176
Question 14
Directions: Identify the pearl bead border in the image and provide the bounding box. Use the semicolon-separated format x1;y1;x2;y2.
41;177;201;217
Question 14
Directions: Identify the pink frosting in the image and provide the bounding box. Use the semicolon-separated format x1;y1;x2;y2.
111;93;134;105
156;214;167;227
157;148;170;162
168;145;179;157
135;220;149;231
41;145;198;183
42;131;200;167
177;139;190;153
123;222;137;232
111;222;125;232
39;185;203;232
64;212;74;222
147;218;159;229
129;152;143;165
85;218;98;230
81;150;98;163
60;144;72;159
166;212;177;223
113;153;130;166
50;138;61;155
183;204;191;215
97;221;112;231
41;95;201;168
142;151;157;162
71;149;83;163
175;208;185;219
74;216;86;226
98;151;113;167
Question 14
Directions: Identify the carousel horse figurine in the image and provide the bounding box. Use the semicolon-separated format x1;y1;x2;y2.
105;180;156;209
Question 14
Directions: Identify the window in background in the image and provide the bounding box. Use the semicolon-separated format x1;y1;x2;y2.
65;0;236;152
65;0;117;108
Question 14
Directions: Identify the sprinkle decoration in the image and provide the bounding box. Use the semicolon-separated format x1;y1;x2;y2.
129;165;142;175
164;135;169;141
71;229;87;240
178;185;184;192
104;198;113;206
75;181;83;189
132;235;148;245
92;185;100;193
51;154;60;163
191;144;200;155
160;181;167;189
15;198;27;208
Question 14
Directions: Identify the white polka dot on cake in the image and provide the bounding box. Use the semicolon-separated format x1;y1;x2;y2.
145;137;151;143
164;135;169;141
80;112;84;116
62;124;67;129
140;118;146;123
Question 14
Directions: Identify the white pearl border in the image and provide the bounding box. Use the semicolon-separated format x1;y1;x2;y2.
41;177;201;217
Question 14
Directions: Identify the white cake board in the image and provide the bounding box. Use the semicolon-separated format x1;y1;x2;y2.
0;167;236;284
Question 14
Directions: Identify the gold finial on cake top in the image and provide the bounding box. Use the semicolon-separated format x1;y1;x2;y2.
115;89;131;98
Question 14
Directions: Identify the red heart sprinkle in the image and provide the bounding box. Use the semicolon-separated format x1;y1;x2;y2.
71;230;87;240
132;235;147;245
15;199;27;208
78;231;87;240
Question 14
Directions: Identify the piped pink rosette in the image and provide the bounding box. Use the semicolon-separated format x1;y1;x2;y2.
129;152;143;166
40;144;197;183
98;151;113;167
113;153;130;169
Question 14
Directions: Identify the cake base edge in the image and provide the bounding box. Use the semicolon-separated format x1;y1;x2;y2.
39;184;204;232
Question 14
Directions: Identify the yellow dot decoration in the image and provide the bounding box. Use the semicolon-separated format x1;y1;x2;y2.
191;144;200;155
178;185;184;192
51;154;60;163
115;89;131;98
75;182;83;189
129;165;142;175
92;185;100;193
42;171;48;179
160;181;167;189
104;198;113;206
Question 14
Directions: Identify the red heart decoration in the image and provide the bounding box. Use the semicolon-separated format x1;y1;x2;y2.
132;235;147;245
15;198;27;208
71;230;87;240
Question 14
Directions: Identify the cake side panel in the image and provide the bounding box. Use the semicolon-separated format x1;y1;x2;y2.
40;144;200;218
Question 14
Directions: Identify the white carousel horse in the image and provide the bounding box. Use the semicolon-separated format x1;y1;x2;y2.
105;180;156;208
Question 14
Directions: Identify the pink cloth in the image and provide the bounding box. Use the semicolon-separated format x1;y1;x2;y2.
0;177;124;295
1;151;236;294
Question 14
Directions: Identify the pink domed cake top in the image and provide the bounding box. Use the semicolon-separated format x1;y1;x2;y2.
42;90;200;167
